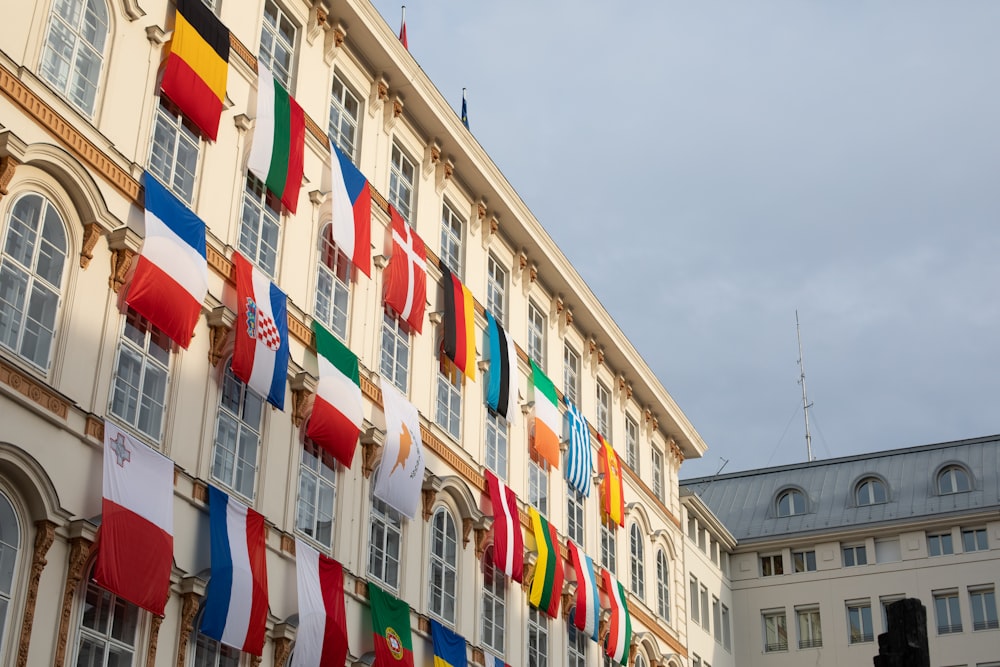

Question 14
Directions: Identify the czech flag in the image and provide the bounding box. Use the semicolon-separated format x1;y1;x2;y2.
329;143;371;276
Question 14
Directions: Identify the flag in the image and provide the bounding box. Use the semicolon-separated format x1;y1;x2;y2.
127;172;207;348
160;0;229;140
247;62;305;213
200;486;269;655
368;582;415;667
460;89;468;129
567;540;599;642
329;142;371;276
527;508;564;618
485;312;517;425
307;321;363;467
95;421;173;615
398;6;408;50
383;206;427;333
441;265;475;380
602;570;632;665
232;252;289;409
564;398;591;496
599;435;624;527
484;469;523;583
530;360;560;468
292;539;348;667
431;619;467;667
482;651;509;667
374;383;425;519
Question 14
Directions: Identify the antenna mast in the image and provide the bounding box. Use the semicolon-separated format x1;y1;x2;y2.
796;310;814;462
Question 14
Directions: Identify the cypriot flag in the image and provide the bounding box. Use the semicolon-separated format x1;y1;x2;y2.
374;383;425;519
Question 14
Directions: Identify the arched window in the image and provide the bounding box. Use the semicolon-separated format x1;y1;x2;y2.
634;654;648;667
0;491;21;654
567;614;587;667
937;465;971;495
656;549;670;622
629;523;644;597
855;477;887;506
428;508;458;625
75;579;141;664
776;489;806;517
315;224;351;341
368;469;402;590
0;193;68;370
481;544;505;654
211;362;264;500
39;0;109;116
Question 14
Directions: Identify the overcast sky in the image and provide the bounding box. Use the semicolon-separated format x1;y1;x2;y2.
369;1;1000;478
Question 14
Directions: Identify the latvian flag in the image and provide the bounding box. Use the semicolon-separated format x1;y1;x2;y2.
307;322;363;468
232;252;289;409
94;421;173;616
567;539;599;642
527;508;564;618
329;142;371;276
441;265;476;380
485;311;517;425
201;486;269;655
160;0;229;140
292;539;348;667
530;360;560;469
602;570;632;665
248;63;305;213
484;469;523;583
127;172;207;349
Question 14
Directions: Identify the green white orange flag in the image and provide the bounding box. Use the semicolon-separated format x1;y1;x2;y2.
530;360;560;468
527;507;564;618
306;322;363;468
368;582;414;667
247;62;305;213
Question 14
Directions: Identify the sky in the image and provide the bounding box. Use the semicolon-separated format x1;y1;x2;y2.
369;1;1000;478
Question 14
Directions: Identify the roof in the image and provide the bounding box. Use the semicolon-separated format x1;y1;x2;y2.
679;434;1000;543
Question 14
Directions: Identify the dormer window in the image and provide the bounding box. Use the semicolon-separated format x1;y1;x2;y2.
776;489;806;517
937;465;971;495
855;477;887;506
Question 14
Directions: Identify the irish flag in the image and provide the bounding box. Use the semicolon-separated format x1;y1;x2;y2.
527;508;563;618
602;570;632;664
95;421;173;616
293;539;348;667
232;252;289;409
368;582;414;667
247;63;305;213
530;360;560;468
307;322;363;468
329;142;371;276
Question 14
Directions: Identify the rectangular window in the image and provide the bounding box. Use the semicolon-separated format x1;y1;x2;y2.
880;595;905;632
721;604;732;650
238;173;282;278
970;587;998;631
296;441;336;548
486;254;507;325
258;0;296;88
651;447;664;501
528;458;547;516
691;656;701;667
211;365;264;500
711;541;720;566
601;521;616;573
527;300;546;369
76;583;139;665
625;415;638;473
962;528;988;553
875;537;901;563
700;585;710;628
380;311;409;393
928;532;954;557
485;412;508;480
566;488;585;545
687;516;697;541
760;554;783;577
697;528;706;552
527;608;548;667
713;597;722;642
847;601;874;643
329;72;361;161
934;591;963;634
596;381;611;435
843;544;867;567
482;546;505;654
435;358;462;441
796;607;823;649
389;143;416;223
762;610;788;652
109;309;170;443
567;619;587;667
439;202;464;277
793;550;817;573
193;632;240;666
148;98;199;204
689;576;700;623
563;344;580;405
315;226;351;341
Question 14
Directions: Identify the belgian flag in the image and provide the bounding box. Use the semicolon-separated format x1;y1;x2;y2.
161;0;229;140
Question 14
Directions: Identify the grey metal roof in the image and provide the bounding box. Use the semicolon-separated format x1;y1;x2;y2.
679;434;1000;543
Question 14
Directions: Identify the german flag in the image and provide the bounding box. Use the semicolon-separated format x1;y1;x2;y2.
441;265;476;380
161;0;229;140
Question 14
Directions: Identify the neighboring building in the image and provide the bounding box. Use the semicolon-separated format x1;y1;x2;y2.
0;1;706;666
681;435;1000;667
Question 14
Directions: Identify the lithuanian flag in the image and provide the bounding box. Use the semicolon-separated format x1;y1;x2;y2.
368;583;414;667
161;0;229;140
527;507;564;618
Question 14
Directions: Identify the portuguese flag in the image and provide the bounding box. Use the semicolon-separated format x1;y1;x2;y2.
368;583;414;667
247;62;305;214
527;507;564;618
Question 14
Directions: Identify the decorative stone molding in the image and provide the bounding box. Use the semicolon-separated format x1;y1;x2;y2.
325;22;347;64
475;524;491;560
145;615;162;667
290;371;317;428
461;517;474;548
360;427;384;479
272;622;296;667
560;582;576;619
435;157;454;193
85;415;104;441
417;616;431;634
119;0;147;21
79;222;103;269
0;154;20;199
471;648;484;666
145;24;169;45
307;1;327;45
0;356;70;419
629;641;638;666
175;577;206;667
529;262;538;284
106;226;142;293
233;113;253;134
206;305;235;367
192;479;208;503
280;533;295;554
16;520;55;667
421;488;437;521
384;95;403;132
54;530;95;667
424;141;441;178
599;609;611;644
644;409;659;432
250;656;262;667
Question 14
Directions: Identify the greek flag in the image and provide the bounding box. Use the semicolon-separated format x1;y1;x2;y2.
564;397;592;496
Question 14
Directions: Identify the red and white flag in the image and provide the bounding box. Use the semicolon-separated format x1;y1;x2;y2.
95;421;174;616
484;469;523;582
382;206;426;334
292;539;349;667
232;252;289;409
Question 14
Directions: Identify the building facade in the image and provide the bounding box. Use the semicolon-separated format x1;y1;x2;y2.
0;1;706;666
681;436;1000;667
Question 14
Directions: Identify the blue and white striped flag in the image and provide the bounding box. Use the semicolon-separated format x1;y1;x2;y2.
564;397;592;496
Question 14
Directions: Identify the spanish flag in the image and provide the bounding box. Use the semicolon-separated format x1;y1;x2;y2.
441;265;476;380
599;435;624;526
161;0;229;140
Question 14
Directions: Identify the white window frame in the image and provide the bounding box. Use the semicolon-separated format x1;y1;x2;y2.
937;465;971;494
148;97;201;204
485;411;508;480
0;490;20;656
847;600;874;644
776;488;806;516
315;224;351;341
567;616;587;667
689;576;700;623
855;477;887;506
329;71;361;161
481;544;506;654
439;202;464;277
486;254;507;325
435;356;462;441
258;0;296;88
527;607;548;667
528;458;547;515
108;308;171;443
389;142;416;223
428;507;458;625
655;549;670;622
625;414;638;472
74;580;141;665
601;521;616;573
296;440;337;549
796;607;823;649
700;584;710;628
368;469;402;590
651;447;664;501
928;532;954;557
211;362;265;501
962;528;988;553
934;590;962;634
192;631;240;666
238;172;282;278
566;488;584;545
380;311;410;393
762;609;788;652
527;300;546;370
596;381;611;436
713;597;722;642
721;603;732;650
40;0;109;117
563;344;580;405
760;553;783;576
969;586;998;631
629;523;645;597
793;549;816;573
843;544;867;567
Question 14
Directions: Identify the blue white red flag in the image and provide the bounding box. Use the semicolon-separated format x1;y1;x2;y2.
564;398;592;496
567;539;599;642
329;143;371;276
232;252;289;409
483;650;509;667
201;486;269;655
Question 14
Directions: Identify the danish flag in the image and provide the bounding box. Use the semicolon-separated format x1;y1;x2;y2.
382;207;427;333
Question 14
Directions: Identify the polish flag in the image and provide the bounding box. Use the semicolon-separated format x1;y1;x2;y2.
382;207;427;333
200;486;269;655
292;539;349;667
232;252;289;409
95;421;174;616
484;469;523;582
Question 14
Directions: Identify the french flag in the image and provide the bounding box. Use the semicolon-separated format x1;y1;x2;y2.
201;486;269;655
95;421;174;616
232;253;289;409
483;650;510;667
329;143;371;277
127;173;207;348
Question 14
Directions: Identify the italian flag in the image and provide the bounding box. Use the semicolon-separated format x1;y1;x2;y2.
527;508;564;618
368;583;414;667
307;322;363;468
530;360;560;468
247;62;305;214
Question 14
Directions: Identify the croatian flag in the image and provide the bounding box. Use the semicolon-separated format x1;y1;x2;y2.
329;142;371;276
94;421;173;616
201;486;269;655
127;172;207;348
232;252;289;409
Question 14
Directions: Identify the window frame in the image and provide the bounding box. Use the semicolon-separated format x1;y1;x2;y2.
563;344;580;405
969;586;998;631
625;414;639;473
762;609;788;653
258;0;297;89
601;520;616;574
596;380;611;436
328;70;361;161
651;447;664;501
380;310;410;393
485;411;508;480
148;96;201;204
486;253;507;325
629;523;645;597
210;361;265;501
526;300;546;369
191;630;241;666
655;549;670;622
435;354;462;441
237;172;282;278
937;464;972;495
776;488;806;517
843;544;868;567
760;553;784;577
796;606;823;649
526;607;548;667
933;590;963;634
314;224;352;342
368;467;403;590
481;544;506;654
566;487;584;546
847;600;874;644
39;0;109;117
428;507;459;626
527;457;547;516
439;201;465;277
928;532;954;557
855;476;887;506
793;549;817;573
0;489;21;657
962;528;988;553
74;579;141;666
108;308;171;444
295;439;337;549
388;142;416;223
